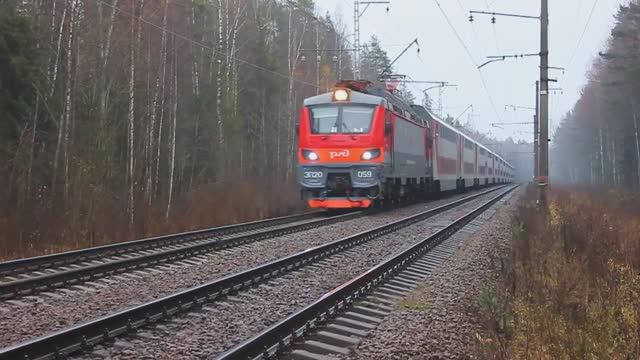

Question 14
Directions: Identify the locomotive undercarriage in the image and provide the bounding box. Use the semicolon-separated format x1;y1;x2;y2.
298;164;383;208
379;177;437;204
301;172;500;209
300;171;438;209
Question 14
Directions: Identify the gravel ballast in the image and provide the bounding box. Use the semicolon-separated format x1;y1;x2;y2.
343;187;521;360
85;192;498;358
0;189;497;348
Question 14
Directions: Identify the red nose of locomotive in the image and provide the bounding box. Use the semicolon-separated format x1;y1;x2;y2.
297;82;386;209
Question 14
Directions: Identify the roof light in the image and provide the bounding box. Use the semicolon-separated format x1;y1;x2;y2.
332;88;349;102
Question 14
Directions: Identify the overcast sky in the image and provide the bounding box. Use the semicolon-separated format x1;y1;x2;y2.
316;0;625;141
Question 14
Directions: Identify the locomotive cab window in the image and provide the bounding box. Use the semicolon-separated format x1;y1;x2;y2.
342;106;374;133
309;105;375;134
310;107;340;134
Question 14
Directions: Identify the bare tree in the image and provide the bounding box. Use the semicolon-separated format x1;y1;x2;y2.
632;100;640;186
26;95;39;196
286;5;307;177
147;0;168;206
49;1;67;97
127;0;145;229
166;36;178;220
216;0;225;173
52;0;76;201
98;0;119;123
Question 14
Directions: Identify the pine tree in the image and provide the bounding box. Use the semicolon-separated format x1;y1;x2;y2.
359;35;391;82
422;92;433;111
396;83;416;104
0;12;40;154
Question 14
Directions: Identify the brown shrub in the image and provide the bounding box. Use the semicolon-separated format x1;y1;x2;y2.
480;185;640;359
0;178;305;261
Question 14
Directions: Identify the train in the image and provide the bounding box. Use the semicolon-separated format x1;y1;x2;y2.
296;80;514;209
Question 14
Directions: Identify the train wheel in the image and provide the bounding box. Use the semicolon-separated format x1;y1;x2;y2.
372;198;383;210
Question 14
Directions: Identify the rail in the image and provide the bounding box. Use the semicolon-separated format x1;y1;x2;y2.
0;186;507;360
0;212;360;299
216;185;516;359
0;212;323;277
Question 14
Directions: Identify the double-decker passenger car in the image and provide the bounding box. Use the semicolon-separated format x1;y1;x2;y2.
296;80;513;209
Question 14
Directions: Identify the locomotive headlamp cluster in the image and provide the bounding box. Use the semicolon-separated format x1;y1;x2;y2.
302;149;319;161
332;88;350;102
361;149;380;160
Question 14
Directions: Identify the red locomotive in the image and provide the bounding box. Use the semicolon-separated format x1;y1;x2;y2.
296;80;513;209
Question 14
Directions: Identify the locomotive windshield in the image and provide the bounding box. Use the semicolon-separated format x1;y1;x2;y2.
310;105;374;134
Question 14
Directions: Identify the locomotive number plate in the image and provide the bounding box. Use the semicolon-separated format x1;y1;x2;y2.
356;171;373;178
303;171;323;179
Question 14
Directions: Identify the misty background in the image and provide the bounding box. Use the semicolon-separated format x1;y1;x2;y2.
318;0;623;142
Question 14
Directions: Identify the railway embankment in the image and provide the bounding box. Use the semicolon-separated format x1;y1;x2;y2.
343;184;521;360
0;187;504;357
346;185;640;359
476;185;640;359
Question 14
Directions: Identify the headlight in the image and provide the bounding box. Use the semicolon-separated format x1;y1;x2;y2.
302;149;319;161
332;88;349;101
361;149;380;160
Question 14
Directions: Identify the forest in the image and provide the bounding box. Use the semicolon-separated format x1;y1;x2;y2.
1;0;357;257
552;1;640;190
0;0;431;258
0;0;531;259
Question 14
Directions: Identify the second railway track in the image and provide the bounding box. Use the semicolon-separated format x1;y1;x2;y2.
1;211;321;278
0;185;509;359
0;211;360;300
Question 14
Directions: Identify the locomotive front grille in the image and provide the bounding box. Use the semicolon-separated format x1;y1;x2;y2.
327;173;351;192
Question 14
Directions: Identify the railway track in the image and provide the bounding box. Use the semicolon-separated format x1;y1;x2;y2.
0;185;508;360
0;211;360;300
218;184;516;360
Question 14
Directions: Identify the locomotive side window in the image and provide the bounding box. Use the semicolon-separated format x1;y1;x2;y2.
310;107;339;134
309;105;375;134
439;125;457;142
464;138;474;150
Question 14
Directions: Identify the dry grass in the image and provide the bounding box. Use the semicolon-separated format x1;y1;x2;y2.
477;185;640;359
0;178;305;261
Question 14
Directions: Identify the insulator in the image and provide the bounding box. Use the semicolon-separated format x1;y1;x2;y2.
469;14;474;22
491;16;496;24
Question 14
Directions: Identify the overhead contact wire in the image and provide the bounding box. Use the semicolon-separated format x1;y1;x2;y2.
432;0;503;123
